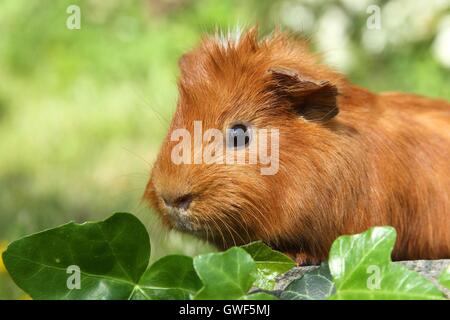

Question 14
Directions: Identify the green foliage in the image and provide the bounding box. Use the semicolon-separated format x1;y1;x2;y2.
282;227;446;300
193;248;257;300
3;213;447;300
193;247;277;300
280;263;335;300
132;255;201;300
328;227;445;300
2;212;277;300
2;213;202;300
3;213;149;299
241;241;295;290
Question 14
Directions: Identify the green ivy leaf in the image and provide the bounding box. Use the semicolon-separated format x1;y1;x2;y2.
241;241;295;290
280;263;335;300
3;213;202;300
438;265;450;290
193;247;256;300
131;255;202;300
328;226;444;300
2;212;150;299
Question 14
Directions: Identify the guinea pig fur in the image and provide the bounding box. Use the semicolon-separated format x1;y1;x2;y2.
144;28;450;264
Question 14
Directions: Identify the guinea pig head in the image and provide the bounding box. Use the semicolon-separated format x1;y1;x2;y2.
144;29;342;251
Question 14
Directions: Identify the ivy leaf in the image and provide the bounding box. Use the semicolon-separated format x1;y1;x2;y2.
3;213;203;300
438;265;450;290
328;226;444;300
2;212;150;299
131;255;202;300
193;247;256;299
241;241;295;290
280;263;335;300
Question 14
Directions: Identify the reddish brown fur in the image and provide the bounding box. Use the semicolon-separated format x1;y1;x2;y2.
145;28;450;263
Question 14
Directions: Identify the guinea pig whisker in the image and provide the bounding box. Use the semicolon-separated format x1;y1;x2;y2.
208;199;247;245
202;215;217;243
203;219;210;244
132;88;170;126
226;213;252;244
121;147;152;168
217;216;238;247
205;220;216;245
209;216;227;249
250;205;275;238
230;201;272;241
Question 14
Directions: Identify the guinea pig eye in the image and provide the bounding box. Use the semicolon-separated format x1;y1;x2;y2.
227;123;251;149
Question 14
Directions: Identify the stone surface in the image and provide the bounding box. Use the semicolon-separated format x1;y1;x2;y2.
274;259;450;298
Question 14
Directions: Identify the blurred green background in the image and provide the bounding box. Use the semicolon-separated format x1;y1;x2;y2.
0;0;449;299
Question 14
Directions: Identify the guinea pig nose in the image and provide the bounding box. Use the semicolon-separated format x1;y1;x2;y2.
162;194;193;210
175;194;193;210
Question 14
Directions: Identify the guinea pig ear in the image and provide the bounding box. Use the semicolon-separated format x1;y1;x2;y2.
268;67;339;122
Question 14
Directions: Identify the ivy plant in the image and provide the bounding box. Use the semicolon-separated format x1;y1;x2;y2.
328;227;445;300
2;212;448;300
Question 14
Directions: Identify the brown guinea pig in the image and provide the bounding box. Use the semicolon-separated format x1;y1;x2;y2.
144;28;450;264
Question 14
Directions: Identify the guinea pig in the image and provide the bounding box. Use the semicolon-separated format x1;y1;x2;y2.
144;28;450;264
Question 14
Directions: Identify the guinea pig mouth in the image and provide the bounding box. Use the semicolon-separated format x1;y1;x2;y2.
165;207;201;232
